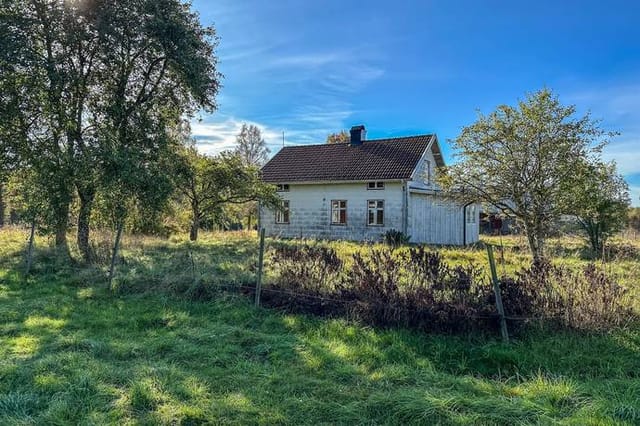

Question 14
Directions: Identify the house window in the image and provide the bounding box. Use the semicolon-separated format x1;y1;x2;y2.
276;184;290;192
331;200;347;225
425;160;432;185
466;205;476;224
276;200;290;224
367;181;385;190
368;200;384;226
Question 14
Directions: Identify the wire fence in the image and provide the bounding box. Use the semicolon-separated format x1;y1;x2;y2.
6;225;635;339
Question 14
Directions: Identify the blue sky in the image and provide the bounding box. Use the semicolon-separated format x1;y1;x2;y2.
191;0;640;205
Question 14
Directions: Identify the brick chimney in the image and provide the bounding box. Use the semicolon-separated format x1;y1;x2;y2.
350;125;366;146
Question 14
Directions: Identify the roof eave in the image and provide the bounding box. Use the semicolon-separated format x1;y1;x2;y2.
261;178;407;185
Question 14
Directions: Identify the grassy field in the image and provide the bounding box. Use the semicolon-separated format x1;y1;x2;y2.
0;228;639;425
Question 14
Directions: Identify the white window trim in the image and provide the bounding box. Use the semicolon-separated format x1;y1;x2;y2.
367;181;385;190
276;200;290;224
367;200;385;226
331;200;347;225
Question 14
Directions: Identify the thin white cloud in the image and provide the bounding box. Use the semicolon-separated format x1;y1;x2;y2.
567;84;640;204
603;139;640;176
268;52;347;69
191;118;284;156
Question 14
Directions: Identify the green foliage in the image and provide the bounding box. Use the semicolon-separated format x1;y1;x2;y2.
570;161;630;255
0;0;100;250
0;0;221;256
176;147;280;240
628;207;640;232
440;88;615;260
383;229;411;248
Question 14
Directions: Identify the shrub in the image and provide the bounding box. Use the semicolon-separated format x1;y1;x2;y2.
264;243;635;334
500;260;633;331
342;246;492;332
270;244;342;292
267;244;493;333
265;244;345;315
383;229;410;248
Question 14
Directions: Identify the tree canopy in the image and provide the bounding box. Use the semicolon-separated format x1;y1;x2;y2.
176;147;279;241
440;88;617;259
0;0;221;259
570;161;630;255
235;123;270;167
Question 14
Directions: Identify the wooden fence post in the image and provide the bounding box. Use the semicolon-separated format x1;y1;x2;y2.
108;220;124;289
25;220;36;275
487;244;509;343
255;228;266;307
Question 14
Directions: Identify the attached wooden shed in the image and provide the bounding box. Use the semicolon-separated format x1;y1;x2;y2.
408;191;479;245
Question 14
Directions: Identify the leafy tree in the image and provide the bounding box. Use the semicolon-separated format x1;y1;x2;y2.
571;161;630;255
5;168;52;273
439;89;614;260
234;123;271;229
84;0;220;261
100;126;178;287
0;184;4;227
0;0;80;253
326;130;350;144
235;123;270;166
0;0;220;261
176;147;280;241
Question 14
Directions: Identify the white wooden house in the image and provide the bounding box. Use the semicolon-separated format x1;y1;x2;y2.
259;125;479;245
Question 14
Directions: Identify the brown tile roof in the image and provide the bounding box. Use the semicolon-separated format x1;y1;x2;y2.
261;134;435;183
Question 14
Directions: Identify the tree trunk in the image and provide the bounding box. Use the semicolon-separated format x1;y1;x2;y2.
108;219;125;289
25;220;36;275
590;222;603;258
0;182;5;228
9;208;19;225
525;221;544;262
190;201;200;241
190;215;199;241
76;184;95;263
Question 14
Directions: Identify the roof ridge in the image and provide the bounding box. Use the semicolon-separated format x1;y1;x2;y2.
280;134;434;150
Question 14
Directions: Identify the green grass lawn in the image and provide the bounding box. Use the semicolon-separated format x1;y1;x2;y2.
0;228;639;425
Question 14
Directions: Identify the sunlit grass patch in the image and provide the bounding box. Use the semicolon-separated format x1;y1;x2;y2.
7;336;40;357
24;315;66;330
33;373;65;392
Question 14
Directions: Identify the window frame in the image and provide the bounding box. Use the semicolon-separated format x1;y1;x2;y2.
275;200;290;224
276;184;290;192
425;160;432;185
367;181;385;190
330;200;348;225
367;200;385;226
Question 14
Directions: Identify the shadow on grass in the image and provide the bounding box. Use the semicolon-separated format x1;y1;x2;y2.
0;238;639;424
